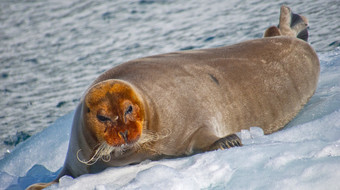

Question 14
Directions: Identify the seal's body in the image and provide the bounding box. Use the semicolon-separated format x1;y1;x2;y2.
27;6;319;190
88;36;318;156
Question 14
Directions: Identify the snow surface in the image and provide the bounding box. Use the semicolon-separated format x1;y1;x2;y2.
1;49;340;190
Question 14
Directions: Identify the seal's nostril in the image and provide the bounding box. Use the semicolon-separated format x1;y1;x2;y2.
119;130;128;142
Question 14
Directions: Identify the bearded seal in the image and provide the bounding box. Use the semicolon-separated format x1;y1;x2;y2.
27;5;319;190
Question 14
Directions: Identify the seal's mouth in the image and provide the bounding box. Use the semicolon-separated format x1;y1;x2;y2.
76;128;170;166
77;142;136;165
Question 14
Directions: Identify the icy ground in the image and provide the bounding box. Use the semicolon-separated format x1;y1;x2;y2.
1;49;340;190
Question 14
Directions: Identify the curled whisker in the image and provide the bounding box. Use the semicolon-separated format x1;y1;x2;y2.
76;149;101;166
76;121;170;165
76;143;115;165
102;154;111;162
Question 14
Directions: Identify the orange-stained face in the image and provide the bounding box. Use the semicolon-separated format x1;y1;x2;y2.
83;80;144;147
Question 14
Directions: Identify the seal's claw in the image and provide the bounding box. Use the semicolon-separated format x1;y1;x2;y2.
209;134;242;150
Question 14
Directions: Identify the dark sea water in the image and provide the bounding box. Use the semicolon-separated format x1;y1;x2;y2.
0;0;339;157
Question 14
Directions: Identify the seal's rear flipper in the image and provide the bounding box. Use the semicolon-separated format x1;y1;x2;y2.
264;5;308;41
208;134;242;150
26;181;56;190
296;27;308;42
285;7;309;41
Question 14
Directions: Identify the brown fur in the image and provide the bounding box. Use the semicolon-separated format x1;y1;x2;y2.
94;36;319;155
264;26;282;37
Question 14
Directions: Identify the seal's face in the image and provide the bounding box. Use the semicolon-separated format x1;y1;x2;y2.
84;80;144;147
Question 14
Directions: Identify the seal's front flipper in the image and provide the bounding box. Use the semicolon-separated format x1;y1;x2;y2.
208;134;242;151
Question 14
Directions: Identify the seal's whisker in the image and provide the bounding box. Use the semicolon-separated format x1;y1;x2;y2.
76;143;115;165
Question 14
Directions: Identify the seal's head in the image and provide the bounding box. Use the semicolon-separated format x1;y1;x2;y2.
84;79;145;148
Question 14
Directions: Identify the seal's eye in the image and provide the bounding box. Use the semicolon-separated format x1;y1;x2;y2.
97;115;111;122
125;105;133;115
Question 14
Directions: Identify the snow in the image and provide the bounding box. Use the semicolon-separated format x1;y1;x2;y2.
1;49;340;190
